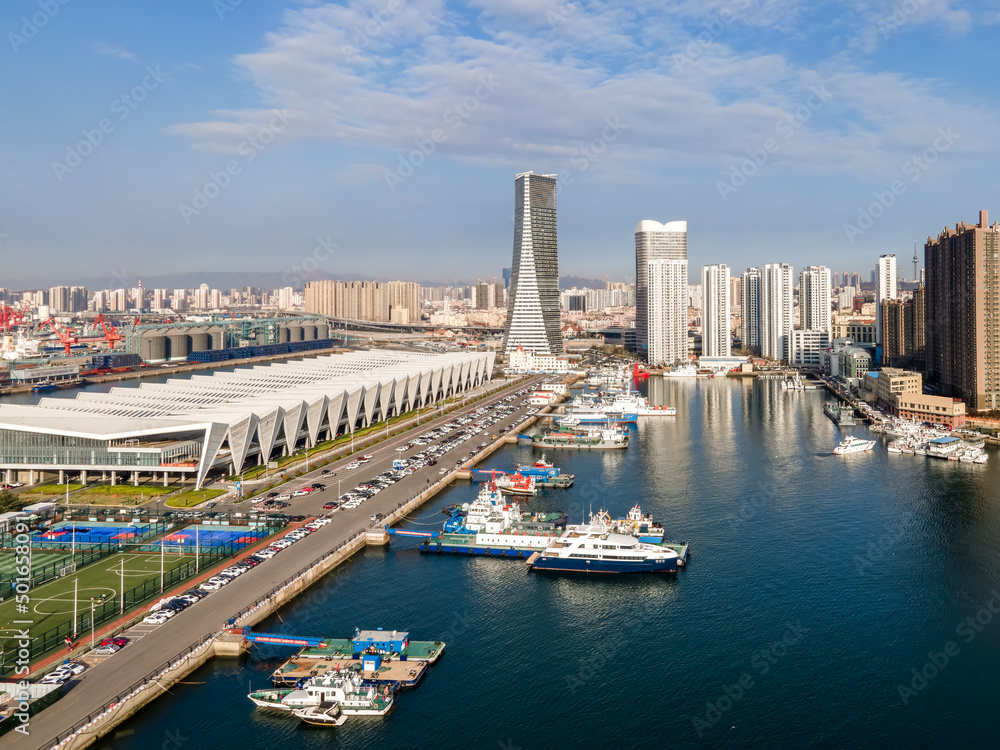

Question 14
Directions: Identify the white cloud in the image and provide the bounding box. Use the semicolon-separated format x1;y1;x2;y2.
168;0;998;182
92;42;136;62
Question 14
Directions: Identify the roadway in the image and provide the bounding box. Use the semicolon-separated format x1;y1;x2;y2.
14;374;545;749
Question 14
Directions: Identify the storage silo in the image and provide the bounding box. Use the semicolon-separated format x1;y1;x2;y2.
302;324;316;341
287;324;303;342
316;323;329;341
279;326;291;343
189;328;210;352
141;332;167;363
207;326;225;350
167;330;190;361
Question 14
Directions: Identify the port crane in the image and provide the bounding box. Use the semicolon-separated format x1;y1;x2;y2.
87;313;124;349
0;303;27;332
36;318;79;356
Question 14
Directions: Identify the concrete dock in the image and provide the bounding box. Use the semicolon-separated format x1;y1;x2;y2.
8;374;545;750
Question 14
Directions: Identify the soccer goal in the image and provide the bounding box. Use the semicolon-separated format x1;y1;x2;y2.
59;562;78;576
161;545;186;556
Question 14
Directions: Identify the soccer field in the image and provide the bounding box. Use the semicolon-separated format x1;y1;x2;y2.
0;550;197;645
0;549;73;579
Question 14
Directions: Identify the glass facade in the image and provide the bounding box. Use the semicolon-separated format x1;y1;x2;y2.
0;429;202;467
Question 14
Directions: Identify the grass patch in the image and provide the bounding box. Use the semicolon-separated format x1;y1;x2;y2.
165;489;226;508
19;484;87;496
83;485;177;496
70;485;179;506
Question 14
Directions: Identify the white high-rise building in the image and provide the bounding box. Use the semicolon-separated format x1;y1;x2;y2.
646;259;688;366
635;220;687;360
760;263;794;361
701;264;731;358
799;265;832;337
875;254;898;346
503;172;562;355
740;268;761;353
838;286;856;311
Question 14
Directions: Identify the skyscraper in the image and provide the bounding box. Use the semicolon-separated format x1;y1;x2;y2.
875;254;898;347
799;265;832;337
740;268;761;353
926;210;1000;410
635;220;687;360
647;259;688;366
503;172;562;355
701;264;731;358
759;263;794;361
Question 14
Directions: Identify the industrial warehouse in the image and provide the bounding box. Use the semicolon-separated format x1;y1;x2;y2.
0;349;495;489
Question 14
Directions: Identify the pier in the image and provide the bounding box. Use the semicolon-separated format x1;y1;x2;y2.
7;374;546;750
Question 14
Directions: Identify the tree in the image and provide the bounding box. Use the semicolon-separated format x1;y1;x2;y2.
0;489;24;514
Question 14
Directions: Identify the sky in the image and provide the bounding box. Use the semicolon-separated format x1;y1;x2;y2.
1;0;998;289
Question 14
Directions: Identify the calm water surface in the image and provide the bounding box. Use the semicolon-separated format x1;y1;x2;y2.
92;378;1000;748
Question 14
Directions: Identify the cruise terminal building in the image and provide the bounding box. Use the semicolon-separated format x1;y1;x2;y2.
0;350;495;489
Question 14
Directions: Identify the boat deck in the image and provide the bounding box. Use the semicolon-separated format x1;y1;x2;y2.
296;639;445;663
661;542;690;565
272;657;428;688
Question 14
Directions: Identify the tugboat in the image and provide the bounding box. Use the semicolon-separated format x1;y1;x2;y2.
494;472;536;497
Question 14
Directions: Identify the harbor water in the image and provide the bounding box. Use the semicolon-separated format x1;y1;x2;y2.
94;377;1000;748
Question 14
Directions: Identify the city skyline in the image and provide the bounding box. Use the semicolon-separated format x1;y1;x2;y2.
3;1;999;284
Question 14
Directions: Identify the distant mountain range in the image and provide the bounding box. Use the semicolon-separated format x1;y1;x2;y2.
5;271;623;292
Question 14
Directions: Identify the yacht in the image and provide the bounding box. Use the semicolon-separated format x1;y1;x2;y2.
527;525;679;573
662;364;699;378
833;435;876;455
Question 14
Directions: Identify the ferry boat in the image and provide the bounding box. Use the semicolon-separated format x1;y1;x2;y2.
832;435;876;455
527;525;680;574
249;672;394;717
531;426;628;450
557;412;637;426
564;390;675;419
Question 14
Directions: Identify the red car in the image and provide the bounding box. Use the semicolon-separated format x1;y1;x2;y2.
323;502;338;510
100;637;129;648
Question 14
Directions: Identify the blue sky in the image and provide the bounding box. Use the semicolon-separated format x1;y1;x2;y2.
1;0;998;288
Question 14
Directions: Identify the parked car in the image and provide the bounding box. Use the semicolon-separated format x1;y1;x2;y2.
92;643;120;655
101;636;129;648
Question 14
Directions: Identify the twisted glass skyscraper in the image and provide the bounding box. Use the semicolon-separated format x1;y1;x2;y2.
503;172;562;355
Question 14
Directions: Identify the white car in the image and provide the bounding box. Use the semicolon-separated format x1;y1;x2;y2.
292;490;309;497
40;673;68;685
274;494;292;501
143;612;170;625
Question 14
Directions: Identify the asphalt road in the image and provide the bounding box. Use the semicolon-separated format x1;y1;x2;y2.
13;375;544;749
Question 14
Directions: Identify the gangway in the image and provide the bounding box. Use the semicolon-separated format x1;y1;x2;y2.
241;629;325;648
